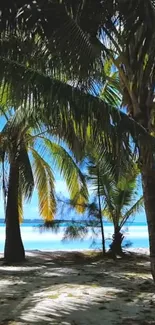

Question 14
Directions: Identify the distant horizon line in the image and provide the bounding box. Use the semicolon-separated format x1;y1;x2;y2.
0;219;147;224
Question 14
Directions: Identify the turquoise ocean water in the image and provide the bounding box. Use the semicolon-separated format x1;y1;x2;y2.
0;222;149;251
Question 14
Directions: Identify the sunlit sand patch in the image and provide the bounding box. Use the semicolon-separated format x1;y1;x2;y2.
0;250;154;325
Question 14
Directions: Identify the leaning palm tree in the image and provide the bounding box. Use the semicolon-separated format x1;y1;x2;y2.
1;107;88;263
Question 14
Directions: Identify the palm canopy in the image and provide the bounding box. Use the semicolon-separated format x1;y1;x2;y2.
0;3;154;143
0;106;88;221
88;160;144;231
102;176;143;230
0;35;149;170
0;1;155;205
0;1;154;67
0;1;154;79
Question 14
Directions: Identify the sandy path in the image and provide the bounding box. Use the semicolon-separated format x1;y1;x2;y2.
0;250;154;325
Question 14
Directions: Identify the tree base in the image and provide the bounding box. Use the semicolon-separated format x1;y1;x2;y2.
4;255;26;264
109;231;124;257
4;240;25;264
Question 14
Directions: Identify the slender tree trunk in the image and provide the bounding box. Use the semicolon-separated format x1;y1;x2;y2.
99;208;106;255
141;164;155;282
97;169;106;254
4;160;25;263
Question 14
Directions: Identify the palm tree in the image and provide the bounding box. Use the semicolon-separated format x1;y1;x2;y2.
64;61;139;255
81;62;128;254
66;158;143;256
1;107;88;263
103;176;144;256
1;0;155;277
87;159;143;255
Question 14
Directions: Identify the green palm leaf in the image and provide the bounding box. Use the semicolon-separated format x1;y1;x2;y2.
0;40;153;157
120;196;144;228
40;137;88;211
18;143;34;201
31;148;56;221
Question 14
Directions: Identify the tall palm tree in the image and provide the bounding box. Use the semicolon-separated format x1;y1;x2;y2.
1;0;155;277
66;61;138;255
81;62;127;255
1;107;88;263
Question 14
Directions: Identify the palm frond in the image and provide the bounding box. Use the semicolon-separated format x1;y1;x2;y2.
18;143;34;201
31;148;56;221
0;1;111;79
102;207;113;222
120;196;144;228
88;163;115;217
40;137;89;211
100;60;122;107
0;34;153;156
112;187;135;217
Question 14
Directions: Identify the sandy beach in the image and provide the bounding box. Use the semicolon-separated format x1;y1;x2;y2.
0;249;154;325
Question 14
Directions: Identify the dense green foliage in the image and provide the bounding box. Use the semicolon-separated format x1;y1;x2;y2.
0;0;155;280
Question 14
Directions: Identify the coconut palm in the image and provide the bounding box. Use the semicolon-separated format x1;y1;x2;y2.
0;107;88;263
103;177;143;256
66;158;143;256
1;0;155;277
88;160;143;256
66;60;138;255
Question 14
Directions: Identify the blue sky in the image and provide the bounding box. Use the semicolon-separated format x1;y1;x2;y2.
0;114;146;223
23;168;146;223
21;177;146;222
23;175;69;221
0;113;70;220
0;170;70;220
0;177;146;222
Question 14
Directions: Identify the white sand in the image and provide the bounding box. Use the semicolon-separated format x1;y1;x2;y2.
0;249;154;325
127;248;149;255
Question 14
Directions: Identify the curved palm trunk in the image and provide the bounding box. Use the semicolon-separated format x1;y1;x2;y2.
4;160;25;263
142;164;155;282
110;225;124;256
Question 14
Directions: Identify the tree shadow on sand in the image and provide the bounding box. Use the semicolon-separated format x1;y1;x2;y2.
0;251;154;325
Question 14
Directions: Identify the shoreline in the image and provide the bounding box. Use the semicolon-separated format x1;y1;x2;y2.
0;247;150;260
28;247;150;254
0;247;150;253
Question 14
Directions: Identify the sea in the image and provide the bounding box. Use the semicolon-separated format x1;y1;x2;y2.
0;221;149;251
